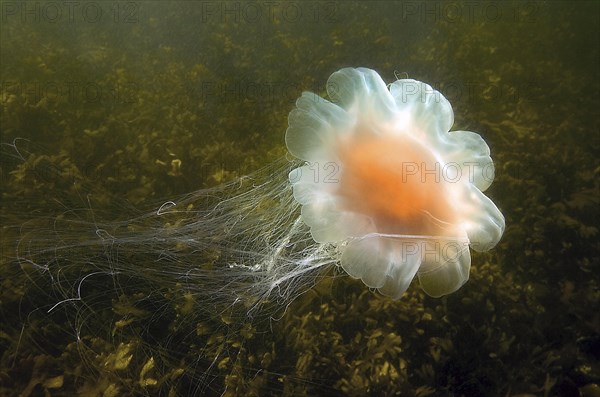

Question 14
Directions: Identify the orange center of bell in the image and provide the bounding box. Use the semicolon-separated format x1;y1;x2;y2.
337;132;458;235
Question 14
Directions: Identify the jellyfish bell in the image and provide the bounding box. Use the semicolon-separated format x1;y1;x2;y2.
286;67;505;299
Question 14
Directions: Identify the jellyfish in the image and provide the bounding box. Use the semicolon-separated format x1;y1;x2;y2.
286;67;505;298
7;68;505;317
3;67;505;395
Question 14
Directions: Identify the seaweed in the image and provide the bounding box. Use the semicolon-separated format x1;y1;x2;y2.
1;1;598;396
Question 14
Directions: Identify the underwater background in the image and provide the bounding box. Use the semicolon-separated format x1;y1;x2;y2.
1;1;599;396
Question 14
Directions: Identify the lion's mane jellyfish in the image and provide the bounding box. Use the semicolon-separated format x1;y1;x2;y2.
10;68;505;326
2;67;506;394
286;67;505;298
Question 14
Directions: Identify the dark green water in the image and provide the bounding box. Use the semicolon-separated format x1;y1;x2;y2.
1;1;598;396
